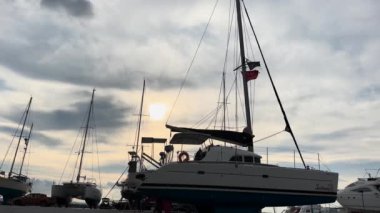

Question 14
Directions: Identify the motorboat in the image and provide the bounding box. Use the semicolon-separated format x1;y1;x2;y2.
337;175;380;212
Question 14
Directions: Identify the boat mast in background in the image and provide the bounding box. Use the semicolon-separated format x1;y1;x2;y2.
136;79;146;169
8;97;32;178
76;89;95;183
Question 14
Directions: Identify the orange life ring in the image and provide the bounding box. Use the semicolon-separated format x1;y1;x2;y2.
178;151;189;162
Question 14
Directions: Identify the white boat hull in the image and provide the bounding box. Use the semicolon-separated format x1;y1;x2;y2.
51;182;101;207
0;176;31;202
337;177;380;212
139;162;338;207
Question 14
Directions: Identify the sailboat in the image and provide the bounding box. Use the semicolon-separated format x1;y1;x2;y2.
137;1;338;212
337;170;380;212
118;80;147;203
0;97;33;203
51;89;102;208
117;80;167;206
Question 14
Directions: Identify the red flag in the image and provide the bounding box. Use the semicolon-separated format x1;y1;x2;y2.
245;70;259;81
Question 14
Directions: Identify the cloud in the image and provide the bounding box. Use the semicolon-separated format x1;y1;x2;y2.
0;125;61;147
0;1;221;91
32;131;62;147
98;161;127;174
356;84;380;101
35;95;131;131
0;79;11;91
3;92;131;133
40;0;94;18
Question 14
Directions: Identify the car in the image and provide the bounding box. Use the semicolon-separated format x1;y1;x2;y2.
11;193;55;206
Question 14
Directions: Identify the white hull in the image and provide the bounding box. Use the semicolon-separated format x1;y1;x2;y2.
139;161;338;206
0;176;31;202
51;182;101;207
337;178;380;212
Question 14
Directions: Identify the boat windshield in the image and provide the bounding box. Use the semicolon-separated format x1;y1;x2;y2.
352;187;372;192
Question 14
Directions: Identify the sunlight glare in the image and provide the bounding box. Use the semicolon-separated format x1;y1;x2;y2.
149;103;166;120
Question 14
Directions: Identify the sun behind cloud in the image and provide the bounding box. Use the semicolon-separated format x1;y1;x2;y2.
149;103;166;120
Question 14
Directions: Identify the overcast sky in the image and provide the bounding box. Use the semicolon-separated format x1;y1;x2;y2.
0;0;379;204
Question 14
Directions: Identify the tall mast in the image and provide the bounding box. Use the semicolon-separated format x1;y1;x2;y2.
76;89;95;183
18;123;33;176
136;80;146;164
9;97;32;178
235;0;253;152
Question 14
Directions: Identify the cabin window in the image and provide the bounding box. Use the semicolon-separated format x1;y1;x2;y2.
230;155;243;162
352;187;372;192
244;156;254;163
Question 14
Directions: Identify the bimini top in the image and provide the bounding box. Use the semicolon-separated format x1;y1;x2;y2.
166;124;254;147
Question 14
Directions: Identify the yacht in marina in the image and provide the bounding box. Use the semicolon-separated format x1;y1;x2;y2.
136;0;339;212
338;171;380;212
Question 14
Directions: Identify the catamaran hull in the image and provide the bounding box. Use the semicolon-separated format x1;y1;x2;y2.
139;162;338;207
51;183;101;207
0;177;31;203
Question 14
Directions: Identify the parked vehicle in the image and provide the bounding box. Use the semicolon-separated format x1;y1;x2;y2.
11;193;55;206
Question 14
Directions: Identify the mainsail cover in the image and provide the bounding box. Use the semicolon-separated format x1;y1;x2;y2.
166;124;254;147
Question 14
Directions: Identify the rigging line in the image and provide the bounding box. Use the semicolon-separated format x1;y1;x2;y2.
26;139;31;177
213;72;225;130
0;123;23;170
92;108;102;189
104;165;129;198
250;79;256;125
243;15;256;61
242;0;307;168
193;105;221;128
253;130;284;143
166;0;220;124
207;106;221;129
217;0;235;131
0;102;28;170
91;129;94;182
59;109;87;184
72;136;82;182
237;74;246;125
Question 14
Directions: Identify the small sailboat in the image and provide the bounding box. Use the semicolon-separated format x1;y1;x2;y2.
137;1;338;212
0;97;33;203
117;80;167;207
118;80;147;204
51;89;102;208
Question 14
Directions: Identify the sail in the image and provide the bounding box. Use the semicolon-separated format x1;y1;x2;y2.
166;124;253;147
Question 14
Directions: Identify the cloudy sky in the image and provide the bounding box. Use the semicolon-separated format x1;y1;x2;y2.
0;0;379;203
